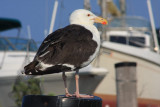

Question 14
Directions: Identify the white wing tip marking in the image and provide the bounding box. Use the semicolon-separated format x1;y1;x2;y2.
62;64;75;70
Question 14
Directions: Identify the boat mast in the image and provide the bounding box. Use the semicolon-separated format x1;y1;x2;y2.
119;0;126;16
98;0;108;40
84;0;91;10
147;0;160;53
49;0;58;34
27;25;32;39
119;0;126;28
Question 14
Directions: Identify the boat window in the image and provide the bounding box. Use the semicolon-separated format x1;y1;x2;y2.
109;36;145;48
129;37;145;47
0;38;14;50
110;36;126;44
0;37;38;51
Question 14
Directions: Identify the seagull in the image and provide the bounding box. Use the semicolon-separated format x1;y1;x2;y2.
24;9;107;98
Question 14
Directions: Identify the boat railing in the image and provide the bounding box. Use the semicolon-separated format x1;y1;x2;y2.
0;37;39;70
100;16;156;50
106;27;152;34
0;37;38;52
106;16;152;34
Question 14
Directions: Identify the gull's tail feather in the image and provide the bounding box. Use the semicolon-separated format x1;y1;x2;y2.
24;61;38;75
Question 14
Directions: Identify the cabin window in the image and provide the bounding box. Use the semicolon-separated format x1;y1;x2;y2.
129;37;145;47
110;36;126;44
109;36;145;48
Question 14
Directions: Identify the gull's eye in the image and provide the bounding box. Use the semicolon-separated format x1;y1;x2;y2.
87;14;91;17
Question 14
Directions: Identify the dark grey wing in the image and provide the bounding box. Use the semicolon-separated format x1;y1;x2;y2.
24;24;98;75
35;24;97;67
34;28;64;59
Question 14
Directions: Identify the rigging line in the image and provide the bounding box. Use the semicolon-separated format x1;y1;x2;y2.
0;46;7;69
152;0;160;29
147;0;159;53
17;40;33;81
49;0;59;34
58;0;65;28
44;0;49;37
45;0;49;28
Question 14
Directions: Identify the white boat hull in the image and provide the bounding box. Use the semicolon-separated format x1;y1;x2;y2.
0;51;108;107
92;42;160;106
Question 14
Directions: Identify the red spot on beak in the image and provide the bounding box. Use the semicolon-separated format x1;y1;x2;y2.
102;21;107;25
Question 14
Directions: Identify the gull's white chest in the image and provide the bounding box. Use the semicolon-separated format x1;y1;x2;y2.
81;25;100;67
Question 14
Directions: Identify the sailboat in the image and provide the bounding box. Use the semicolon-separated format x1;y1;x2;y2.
89;0;160;106
93;16;160;107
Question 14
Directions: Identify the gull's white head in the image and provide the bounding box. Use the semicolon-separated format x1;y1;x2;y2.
69;9;107;26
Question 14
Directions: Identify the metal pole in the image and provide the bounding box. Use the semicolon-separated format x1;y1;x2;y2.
49;0;58;34
115;62;137;107
84;0;91;10
147;0;160;53
99;0;107;41
27;25;31;39
119;0;126;16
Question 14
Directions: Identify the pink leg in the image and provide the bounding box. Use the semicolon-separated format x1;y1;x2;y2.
75;70;94;98
62;72;72;97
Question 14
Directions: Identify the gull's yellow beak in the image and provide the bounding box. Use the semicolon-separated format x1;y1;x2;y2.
93;16;108;25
